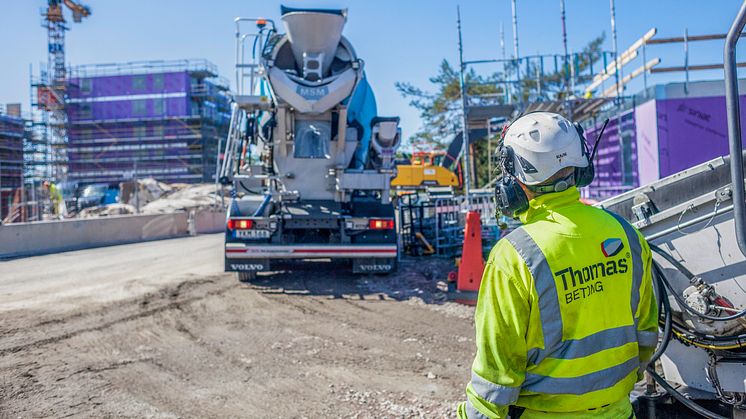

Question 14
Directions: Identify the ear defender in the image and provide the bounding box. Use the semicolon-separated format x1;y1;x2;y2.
495;176;530;218
573;122;595;188
494;145;530;218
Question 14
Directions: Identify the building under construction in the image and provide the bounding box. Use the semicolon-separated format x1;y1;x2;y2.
61;59;230;185
0;113;25;220
583;78;746;200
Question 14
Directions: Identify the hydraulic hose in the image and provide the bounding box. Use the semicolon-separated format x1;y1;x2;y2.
650;244;746;321
647;368;729;419
649;260;672;364
649;244;695;278
645;244;746;418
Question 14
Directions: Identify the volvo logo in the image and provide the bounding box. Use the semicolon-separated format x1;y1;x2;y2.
231;263;265;271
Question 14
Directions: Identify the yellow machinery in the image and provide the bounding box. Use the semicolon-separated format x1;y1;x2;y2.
391;151;459;188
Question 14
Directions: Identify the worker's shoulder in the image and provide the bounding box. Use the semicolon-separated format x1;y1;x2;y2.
596;207;648;237
485;229;534;297
486;227;529;266
592;207;651;255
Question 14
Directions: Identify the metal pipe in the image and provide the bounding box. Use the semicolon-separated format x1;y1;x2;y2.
235;22;240;92
457;6;471;199
723;0;746;257
488;121;493;184
500;22;506;60
234;17;276;94
642;43;648;91
512;0;521;102
511;0;519;59
500;22;508;102
610;0;621;100
560;0;569;96
234;17;276;33
239;33;254;94
646;204;733;242
570;55;576;94
239;34;247;94
684;28;689;94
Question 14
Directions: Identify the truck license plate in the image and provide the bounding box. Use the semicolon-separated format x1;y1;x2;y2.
235;229;271;239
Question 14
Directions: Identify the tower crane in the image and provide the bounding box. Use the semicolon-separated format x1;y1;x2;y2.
44;0;91;87
39;0;91;179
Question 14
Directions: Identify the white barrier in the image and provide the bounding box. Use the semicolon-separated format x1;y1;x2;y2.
192;209;227;235
0;212;191;259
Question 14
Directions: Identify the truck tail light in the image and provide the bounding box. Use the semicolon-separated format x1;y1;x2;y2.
369;219;395;230
227;219;254;230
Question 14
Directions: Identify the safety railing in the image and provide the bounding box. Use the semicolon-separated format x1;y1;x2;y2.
724;0;746;257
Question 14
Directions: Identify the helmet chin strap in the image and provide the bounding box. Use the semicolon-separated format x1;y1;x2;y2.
523;173;576;194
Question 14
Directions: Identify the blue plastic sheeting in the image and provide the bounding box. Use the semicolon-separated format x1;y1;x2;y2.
345;74;377;169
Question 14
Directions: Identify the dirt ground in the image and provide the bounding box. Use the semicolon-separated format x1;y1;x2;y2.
0;235;476;418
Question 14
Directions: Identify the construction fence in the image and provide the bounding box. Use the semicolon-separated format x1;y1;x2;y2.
397;189;507;259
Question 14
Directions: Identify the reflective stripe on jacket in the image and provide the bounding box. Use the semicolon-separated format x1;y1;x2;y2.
459;187;658;418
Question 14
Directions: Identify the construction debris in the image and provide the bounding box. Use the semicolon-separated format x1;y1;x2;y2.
70;179;224;219
77;203;137;218
141;183;222;214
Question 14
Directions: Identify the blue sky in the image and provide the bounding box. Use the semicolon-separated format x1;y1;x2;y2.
2;1;746;143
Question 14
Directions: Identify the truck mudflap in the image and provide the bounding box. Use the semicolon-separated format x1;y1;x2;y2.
225;243;398;259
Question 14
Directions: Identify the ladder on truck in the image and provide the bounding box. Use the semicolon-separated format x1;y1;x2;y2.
215;17;275;205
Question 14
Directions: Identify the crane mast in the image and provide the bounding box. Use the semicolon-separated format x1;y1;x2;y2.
39;0;90;180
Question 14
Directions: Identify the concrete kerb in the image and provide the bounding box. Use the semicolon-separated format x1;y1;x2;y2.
0;212;192;259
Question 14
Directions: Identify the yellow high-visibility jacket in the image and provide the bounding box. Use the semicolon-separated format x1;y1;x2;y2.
458;187;658;418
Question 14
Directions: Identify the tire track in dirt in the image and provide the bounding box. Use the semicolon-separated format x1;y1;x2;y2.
0;276;233;355
1;258;475;418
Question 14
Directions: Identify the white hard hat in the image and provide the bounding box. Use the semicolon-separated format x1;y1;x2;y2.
502;111;589;185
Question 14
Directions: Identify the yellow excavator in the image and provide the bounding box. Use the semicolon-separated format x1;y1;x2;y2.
391;151;459;188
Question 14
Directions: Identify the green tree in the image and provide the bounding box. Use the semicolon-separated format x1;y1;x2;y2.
396;34;606;186
395;60;504;150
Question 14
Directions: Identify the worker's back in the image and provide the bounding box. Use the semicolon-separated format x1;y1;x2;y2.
474;187;656;415
460;112;658;419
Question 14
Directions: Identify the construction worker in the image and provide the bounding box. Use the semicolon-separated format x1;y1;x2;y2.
458;112;658;418
43;180;67;218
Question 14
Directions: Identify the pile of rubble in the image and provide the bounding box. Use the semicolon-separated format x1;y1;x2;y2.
78;178;225;218
141;183;223;214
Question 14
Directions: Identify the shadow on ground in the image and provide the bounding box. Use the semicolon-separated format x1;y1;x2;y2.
241;256;456;304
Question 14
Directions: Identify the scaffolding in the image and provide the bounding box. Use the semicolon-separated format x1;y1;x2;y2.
29;67;65;183
0;114;25;220
58;59;230;185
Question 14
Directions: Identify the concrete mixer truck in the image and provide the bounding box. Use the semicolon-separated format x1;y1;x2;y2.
220;7;401;281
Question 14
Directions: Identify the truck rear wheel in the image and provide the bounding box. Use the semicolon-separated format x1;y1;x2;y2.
236;271;257;282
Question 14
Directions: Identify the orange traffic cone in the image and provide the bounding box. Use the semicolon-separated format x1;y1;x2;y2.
449;211;485;304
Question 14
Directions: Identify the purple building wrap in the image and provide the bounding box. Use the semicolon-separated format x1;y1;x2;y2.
583;79;746;200
655;96;746;177
585;110;638;199
64;60;230;185
68;72;190;99
635;99;659;187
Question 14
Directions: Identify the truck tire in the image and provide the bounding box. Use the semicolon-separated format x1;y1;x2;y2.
236;271;256;282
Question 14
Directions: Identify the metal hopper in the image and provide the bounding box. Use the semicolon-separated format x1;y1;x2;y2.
281;6;347;80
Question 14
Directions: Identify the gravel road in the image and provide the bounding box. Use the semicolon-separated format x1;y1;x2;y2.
0;234;475;418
